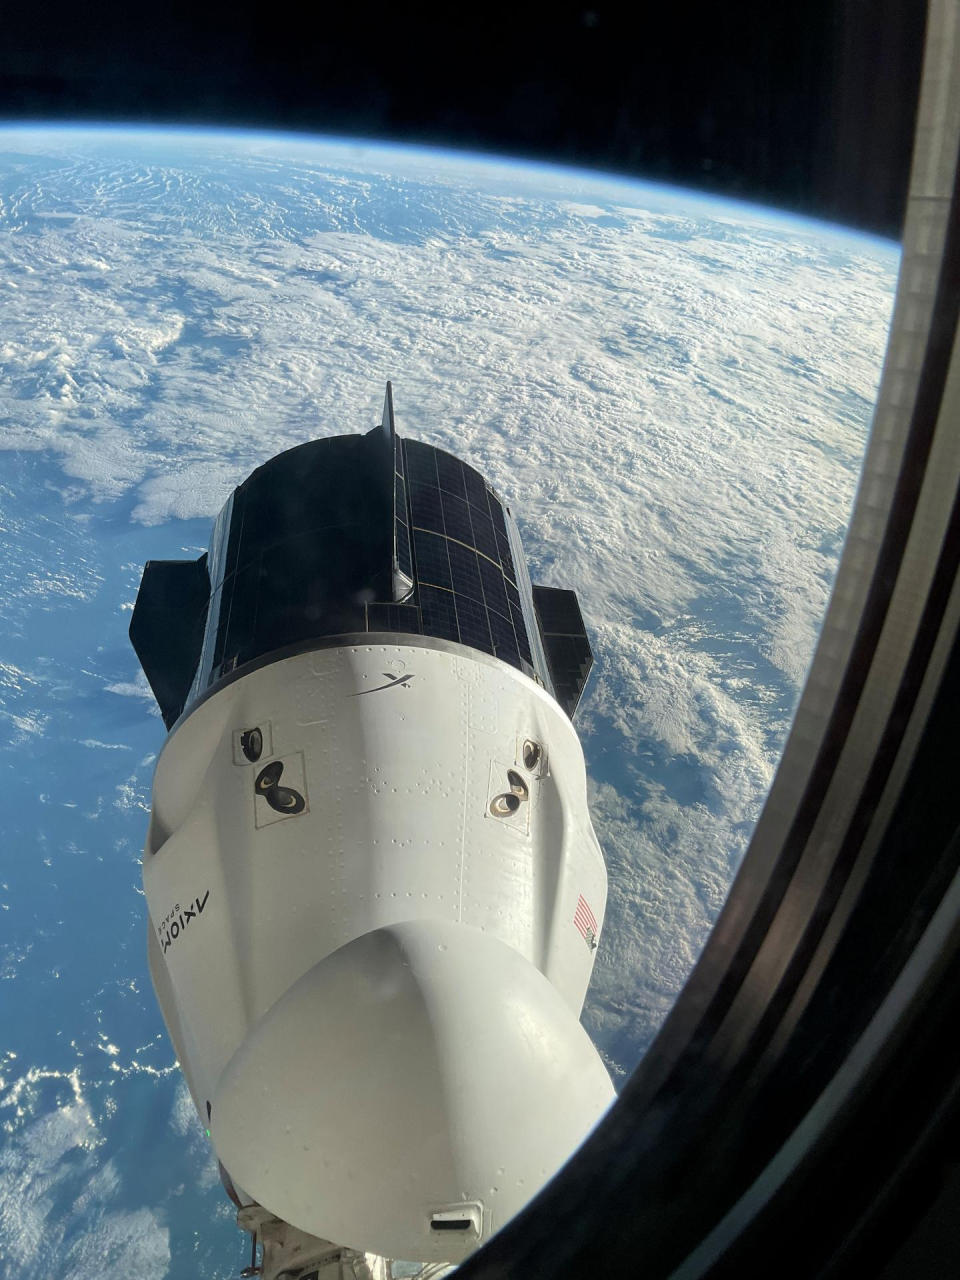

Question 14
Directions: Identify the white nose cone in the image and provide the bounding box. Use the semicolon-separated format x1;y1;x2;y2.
212;919;613;1262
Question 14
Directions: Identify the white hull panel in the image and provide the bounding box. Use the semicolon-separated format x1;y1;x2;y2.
143;638;611;1260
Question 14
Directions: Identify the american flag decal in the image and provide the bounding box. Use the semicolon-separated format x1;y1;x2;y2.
574;894;599;951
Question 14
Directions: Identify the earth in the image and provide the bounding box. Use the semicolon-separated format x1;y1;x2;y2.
0;126;898;1278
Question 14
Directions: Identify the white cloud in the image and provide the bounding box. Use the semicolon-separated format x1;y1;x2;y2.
0;1088;170;1279
104;671;162;717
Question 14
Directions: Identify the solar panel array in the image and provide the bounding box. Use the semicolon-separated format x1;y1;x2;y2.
182;431;565;714
400;439;533;673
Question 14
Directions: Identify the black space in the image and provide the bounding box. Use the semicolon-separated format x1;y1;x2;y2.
0;0;925;238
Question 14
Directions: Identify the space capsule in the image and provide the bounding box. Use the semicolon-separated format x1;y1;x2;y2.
130;385;613;1269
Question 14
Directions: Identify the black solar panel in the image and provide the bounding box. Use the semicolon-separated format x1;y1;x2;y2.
497;532;517;583
448;541;483;601
367;603;421;633
419;585;460;641
479;555;509;616
488;607;515;648
150;423;577;734
455;594;493;653
364;441;551;685
404;439;439;486
436;451;466;498
470;508;499;562
414;529;453;590
459;618;494;653
488;494;508;536
463;465;489;513
497;642;521;669
440;490;474;543
410;483;445;534
486;610;518;667
511;603;533;662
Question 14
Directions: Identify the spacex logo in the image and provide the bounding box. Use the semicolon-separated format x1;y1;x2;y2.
351;672;416;696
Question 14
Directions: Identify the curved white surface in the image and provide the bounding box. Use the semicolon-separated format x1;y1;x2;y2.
213;919;614;1262
143;640;610;1259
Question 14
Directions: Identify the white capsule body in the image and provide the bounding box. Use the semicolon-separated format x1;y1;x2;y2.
143;636;612;1263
